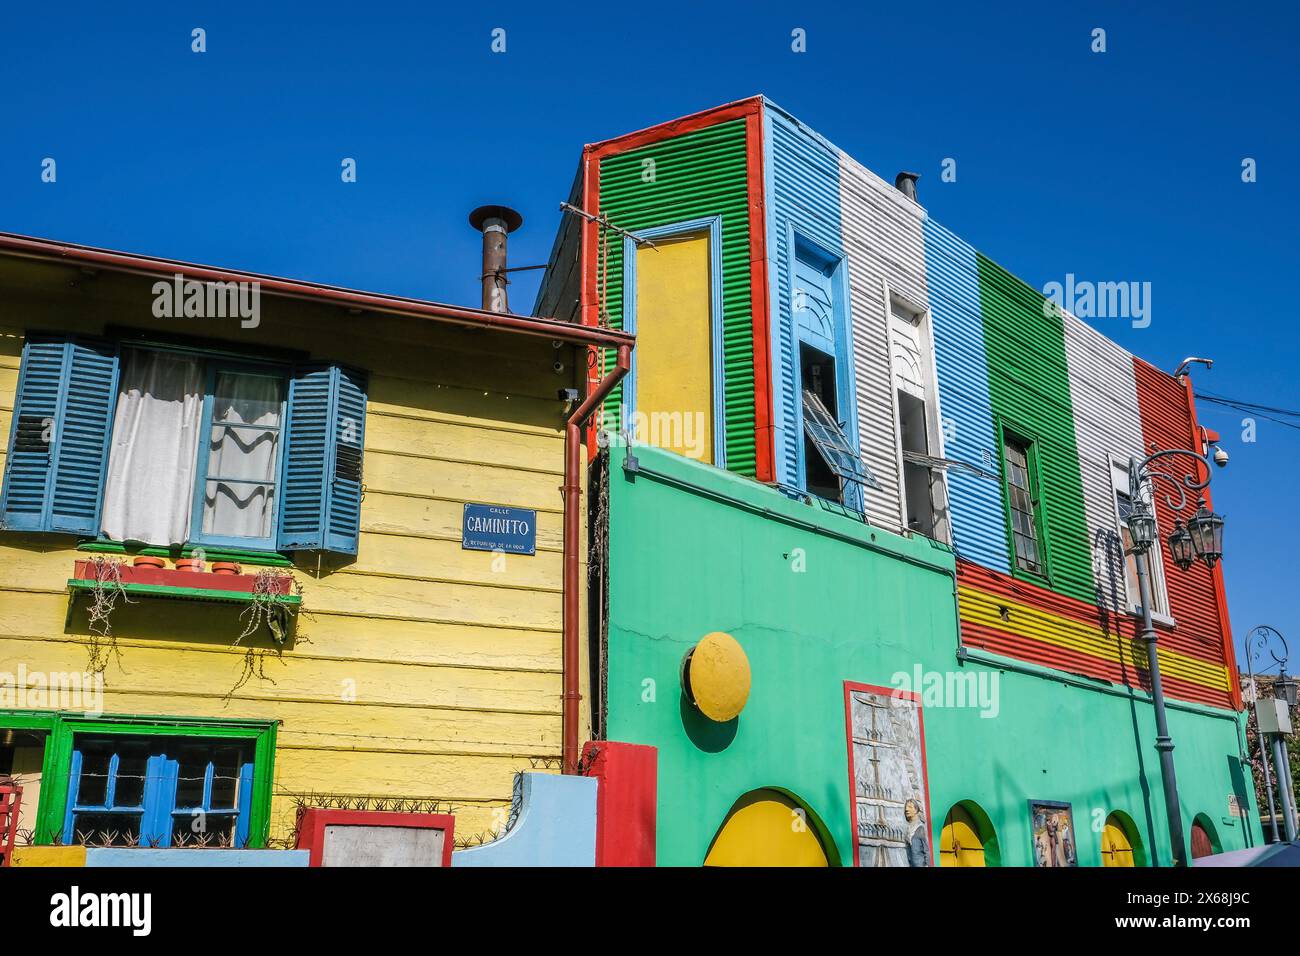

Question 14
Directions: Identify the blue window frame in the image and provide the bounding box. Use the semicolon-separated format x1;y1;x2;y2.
188;359;289;550
63;735;255;848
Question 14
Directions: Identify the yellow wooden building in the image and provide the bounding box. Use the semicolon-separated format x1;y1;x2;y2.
0;230;631;849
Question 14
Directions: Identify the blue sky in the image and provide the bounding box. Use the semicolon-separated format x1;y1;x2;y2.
3;2;1297;664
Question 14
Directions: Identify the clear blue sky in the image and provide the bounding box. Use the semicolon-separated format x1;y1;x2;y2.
3;2;1297;665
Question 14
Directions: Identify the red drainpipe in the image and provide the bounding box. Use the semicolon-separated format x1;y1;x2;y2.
562;344;631;773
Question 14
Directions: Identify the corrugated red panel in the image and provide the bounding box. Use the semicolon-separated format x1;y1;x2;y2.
1132;358;1238;708
957;560;1234;709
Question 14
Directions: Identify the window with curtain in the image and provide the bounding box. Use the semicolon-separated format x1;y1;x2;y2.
100;348;286;549
1003;434;1045;576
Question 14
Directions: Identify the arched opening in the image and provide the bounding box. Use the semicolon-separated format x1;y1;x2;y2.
1101;811;1146;867
703;788;839;867
1190;814;1220;860
939;800;1000;867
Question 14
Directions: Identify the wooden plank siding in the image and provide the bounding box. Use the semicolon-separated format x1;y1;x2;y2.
0;260;588;845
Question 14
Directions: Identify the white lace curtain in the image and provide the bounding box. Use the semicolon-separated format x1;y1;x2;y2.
101;350;203;546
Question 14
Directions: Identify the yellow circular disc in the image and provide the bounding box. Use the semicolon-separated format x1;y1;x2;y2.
685;631;751;722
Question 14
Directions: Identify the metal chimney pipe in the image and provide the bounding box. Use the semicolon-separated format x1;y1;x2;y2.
894;171;920;203
468;204;523;313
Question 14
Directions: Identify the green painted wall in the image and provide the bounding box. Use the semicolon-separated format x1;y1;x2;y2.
598;119;757;476
604;442;1262;866
977;254;1094;603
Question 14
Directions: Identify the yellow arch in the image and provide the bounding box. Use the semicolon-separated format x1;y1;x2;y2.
939;804;987;867
703;789;831;867
1101;814;1136;867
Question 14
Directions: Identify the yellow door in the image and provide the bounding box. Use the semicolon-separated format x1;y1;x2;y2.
1101;817;1135;867
703;790;829;867
939;805;986;867
633;233;713;463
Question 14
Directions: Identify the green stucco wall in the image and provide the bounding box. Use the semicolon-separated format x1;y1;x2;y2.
604;443;1262;866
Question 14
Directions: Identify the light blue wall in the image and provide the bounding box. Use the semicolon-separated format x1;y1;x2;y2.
922;218;1011;573
452;772;597;867
85;848;310;867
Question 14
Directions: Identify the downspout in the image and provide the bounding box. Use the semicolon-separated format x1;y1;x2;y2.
563;344;631;773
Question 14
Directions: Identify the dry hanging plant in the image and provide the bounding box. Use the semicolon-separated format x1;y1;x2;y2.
84;555;133;673
226;568;304;701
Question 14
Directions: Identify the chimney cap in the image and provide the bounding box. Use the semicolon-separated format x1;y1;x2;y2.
469;204;523;233
894;171;921;201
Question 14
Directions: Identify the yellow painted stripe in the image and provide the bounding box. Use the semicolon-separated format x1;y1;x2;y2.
959;586;1230;693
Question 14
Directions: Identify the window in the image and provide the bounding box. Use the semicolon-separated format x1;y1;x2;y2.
2;332;368;557
64;734;255;848
1002;432;1045;576
103;349;287;550
800;344;877;504
1111;460;1169;617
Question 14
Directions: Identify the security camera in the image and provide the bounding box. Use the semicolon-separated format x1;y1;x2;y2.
1213;446;1229;468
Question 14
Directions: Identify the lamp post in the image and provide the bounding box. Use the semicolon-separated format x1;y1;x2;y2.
1244;625;1297;843
1125;447;1226;866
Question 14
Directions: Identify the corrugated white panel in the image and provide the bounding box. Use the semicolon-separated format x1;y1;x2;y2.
836;152;929;531
1062;311;1147;612
921;218;1011;573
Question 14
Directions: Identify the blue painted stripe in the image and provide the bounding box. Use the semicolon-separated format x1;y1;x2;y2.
922;217;1011;573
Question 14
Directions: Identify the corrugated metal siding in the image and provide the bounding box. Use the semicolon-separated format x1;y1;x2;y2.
836;151;929;530
921;220;1010;572
977;254;1094;604
597;120;757;476
1062;312;1147;612
533;164;584;323
765;110;841;489
958;560;1233;709
1132;359;1232;671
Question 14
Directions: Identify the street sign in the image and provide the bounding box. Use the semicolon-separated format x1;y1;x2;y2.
462;503;536;555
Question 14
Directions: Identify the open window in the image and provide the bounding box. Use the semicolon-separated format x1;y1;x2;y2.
800;343;876;505
889;298;949;541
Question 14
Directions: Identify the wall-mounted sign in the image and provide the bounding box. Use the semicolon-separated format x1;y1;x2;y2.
1029;800;1077;867
462;503;536;555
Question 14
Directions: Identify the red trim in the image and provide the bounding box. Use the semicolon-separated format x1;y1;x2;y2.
842;680;932;867
586;96;764;162
745;106;775;482
1182;374;1243;710
294;808;455;867
0;231;633;349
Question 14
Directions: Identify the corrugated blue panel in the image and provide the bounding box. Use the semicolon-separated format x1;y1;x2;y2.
922;218;1010;573
765;106;858;494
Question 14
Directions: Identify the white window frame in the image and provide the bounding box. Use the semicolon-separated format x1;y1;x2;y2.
1108;456;1175;626
883;281;950;543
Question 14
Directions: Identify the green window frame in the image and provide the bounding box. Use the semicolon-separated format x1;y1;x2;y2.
996;421;1051;584
0;710;276;848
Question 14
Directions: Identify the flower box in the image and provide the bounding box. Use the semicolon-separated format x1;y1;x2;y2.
67;560;299;606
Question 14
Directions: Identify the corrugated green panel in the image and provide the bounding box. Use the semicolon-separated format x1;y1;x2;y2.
976;254;1094;604
597;119;756;476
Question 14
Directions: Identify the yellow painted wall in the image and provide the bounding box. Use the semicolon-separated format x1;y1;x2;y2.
0;258;590;846
633;234;713;463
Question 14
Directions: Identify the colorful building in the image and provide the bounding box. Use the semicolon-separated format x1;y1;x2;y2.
537;95;1261;865
0;229;631;854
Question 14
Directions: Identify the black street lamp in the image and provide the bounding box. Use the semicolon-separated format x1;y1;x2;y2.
1125;447;1226;866
1244;625;1297;843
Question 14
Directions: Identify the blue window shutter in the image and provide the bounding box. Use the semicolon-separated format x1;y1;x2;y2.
277;362;367;555
1;333;118;535
62;749;84;844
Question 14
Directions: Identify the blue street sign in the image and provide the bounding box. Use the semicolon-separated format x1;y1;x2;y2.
462;503;537;555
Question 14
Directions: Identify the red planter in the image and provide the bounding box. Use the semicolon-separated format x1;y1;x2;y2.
132;555;166;569
72;560;291;596
174;558;204;573
211;561;242;576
